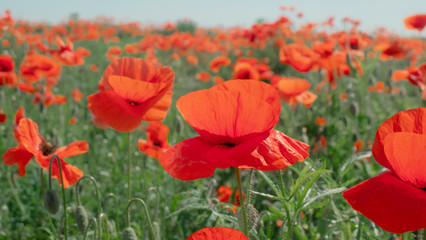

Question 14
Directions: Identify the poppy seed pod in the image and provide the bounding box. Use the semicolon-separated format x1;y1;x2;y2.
121;227;138;240
44;189;60;214
74;205;89;234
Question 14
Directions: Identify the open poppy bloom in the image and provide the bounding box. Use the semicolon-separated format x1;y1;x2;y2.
138;121;171;159
276;77;317;109
392;63;426;99
186;227;249;240
2;108;88;188
0;54;17;87
210;56;231;72
158;80;309;181
88;57;174;132
19;54;62;82
232;62;260;80
343;107;426;234
403;14;426;32
279;43;318;72
49;36;89;66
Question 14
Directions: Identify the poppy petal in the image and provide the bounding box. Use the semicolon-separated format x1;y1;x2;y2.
55;141;89;159
278;78;311;97
186;227;249;240
107;75;168;103
177;86;278;144
383;132;426;188
207;130;309;170
212;80;281;115
343;172;426;234
372;108;426;172
17;118;43;155
102;57;156;90
87;91;143;132
2;145;34;176
158;137;216;181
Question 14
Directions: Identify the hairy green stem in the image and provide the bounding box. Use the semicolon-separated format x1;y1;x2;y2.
126;198;157;240
48;155;68;240
235;168;248;236
127;132;131;201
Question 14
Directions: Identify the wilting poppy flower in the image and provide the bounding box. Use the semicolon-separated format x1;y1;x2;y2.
138;121;171;159
158;80;309;181
0;54;17;87
186;227;249;240
343;107;426;234
88;57;174;132
403;14;426;32
210;56;231;72
2;112;88;188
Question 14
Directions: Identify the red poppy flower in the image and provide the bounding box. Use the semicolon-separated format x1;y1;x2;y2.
343;107;426;234
2;114;88;188
217;185;233;202
210;56;231;72
186;227;249;240
158;80;309;181
138;121;171;159
0;54;17;87
88;57;174;132
20;54;62;82
232;62;260;80
49;36;88;66
279;43;318;72
404;14;426;32
72;89;83;103
276;77;317;108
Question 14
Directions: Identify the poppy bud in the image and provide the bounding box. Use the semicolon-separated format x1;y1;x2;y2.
44;189;60;214
74;205;89;234
121;227;138;240
350;102;359;116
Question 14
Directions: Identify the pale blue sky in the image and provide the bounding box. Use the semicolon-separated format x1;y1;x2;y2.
2;0;425;36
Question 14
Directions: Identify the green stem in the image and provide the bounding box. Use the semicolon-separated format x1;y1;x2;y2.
48;155;68;240
127;132;131;201
126;198;157;240
278;170;286;198
104;193;120;234
423;228;426;240
283;203;293;240
41;168;45;196
235;168;248;236
76;176;103;240
246;169;255;204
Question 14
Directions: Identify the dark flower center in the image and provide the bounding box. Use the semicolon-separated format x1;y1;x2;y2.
127;101;140;106
41;141;57;156
220;142;236;147
153;140;162;147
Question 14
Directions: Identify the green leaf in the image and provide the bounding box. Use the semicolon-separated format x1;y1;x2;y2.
302;187;346;209
257;171;281;197
288;167;331;201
